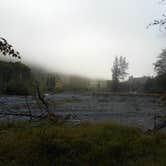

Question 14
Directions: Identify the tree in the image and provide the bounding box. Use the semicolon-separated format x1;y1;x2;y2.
153;48;166;92
154;48;166;76
111;56;128;91
0;37;21;59
0;61;32;95
147;0;166;30
46;76;56;92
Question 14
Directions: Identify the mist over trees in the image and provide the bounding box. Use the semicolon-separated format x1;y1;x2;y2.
111;56;128;92
1;3;166;96
0;38;32;95
0;61;32;95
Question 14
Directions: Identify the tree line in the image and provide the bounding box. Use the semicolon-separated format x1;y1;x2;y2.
1;36;166;94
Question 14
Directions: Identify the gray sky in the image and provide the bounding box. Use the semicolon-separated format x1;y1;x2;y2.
0;0;166;79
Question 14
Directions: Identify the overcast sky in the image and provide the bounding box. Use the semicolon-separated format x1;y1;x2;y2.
0;0;166;79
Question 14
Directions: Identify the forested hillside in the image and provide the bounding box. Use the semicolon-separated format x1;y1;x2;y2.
0;61;32;95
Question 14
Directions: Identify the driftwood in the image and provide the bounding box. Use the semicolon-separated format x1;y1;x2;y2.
36;83;50;114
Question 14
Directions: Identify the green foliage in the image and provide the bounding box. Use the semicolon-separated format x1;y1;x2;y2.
143;48;166;93
46;76;56;92
0;122;166;166
32;72;61;93
0;61;33;95
0;37;21;59
144;75;166;93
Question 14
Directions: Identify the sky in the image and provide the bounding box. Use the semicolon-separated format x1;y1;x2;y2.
0;0;166;79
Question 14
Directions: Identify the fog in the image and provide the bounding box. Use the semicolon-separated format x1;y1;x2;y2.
0;0;166;79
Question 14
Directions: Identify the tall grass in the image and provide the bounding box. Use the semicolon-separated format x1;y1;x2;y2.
0;121;165;166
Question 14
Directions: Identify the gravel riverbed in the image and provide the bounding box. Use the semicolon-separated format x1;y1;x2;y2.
0;93;166;130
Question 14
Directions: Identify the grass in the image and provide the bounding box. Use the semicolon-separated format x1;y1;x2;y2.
0;121;165;166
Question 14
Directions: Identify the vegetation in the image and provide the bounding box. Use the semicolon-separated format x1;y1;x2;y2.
144;48;166;93
111;56;128;92
0;37;20;59
33;71;91;93
0;2;166;165
108;48;166;93
0;61;32;95
0;121;165;166
0;56;165;95
154;48;166;76
147;0;166;30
